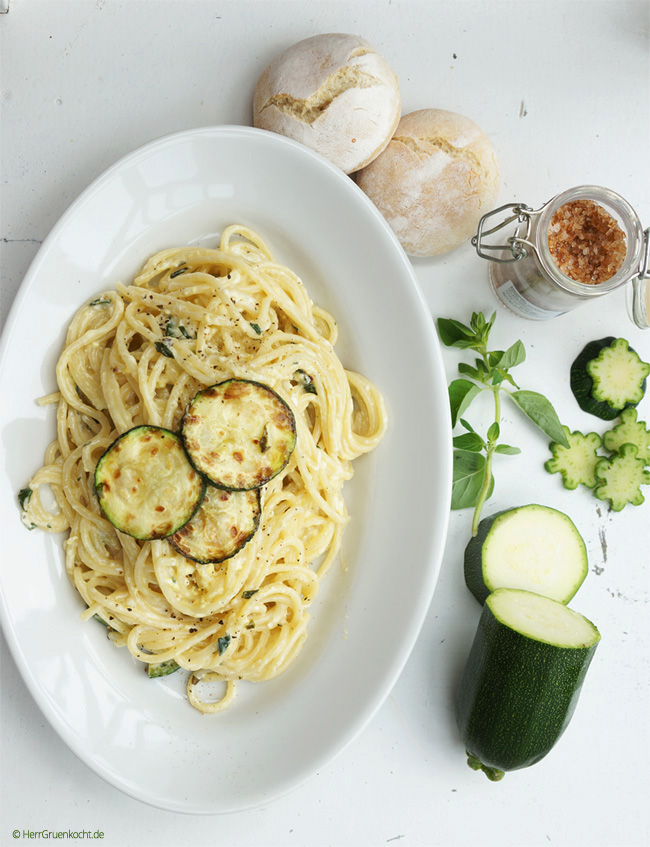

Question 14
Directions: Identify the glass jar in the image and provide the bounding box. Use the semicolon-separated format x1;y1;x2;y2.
472;185;649;321
626;271;650;330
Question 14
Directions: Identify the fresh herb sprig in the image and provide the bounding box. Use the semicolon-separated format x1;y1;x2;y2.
438;312;569;536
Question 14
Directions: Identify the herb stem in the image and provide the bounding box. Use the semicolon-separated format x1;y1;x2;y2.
471;387;501;536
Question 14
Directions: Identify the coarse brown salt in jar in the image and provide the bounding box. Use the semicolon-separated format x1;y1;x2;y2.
472;185;648;320
547;200;626;285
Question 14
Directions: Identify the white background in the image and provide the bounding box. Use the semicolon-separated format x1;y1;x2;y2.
1;2;649;846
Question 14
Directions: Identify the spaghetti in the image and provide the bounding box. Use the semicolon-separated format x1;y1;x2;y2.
21;225;387;713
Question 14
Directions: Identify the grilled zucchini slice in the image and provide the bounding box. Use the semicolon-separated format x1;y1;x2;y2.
181;379;297;490
169;485;261;563
95;425;206;539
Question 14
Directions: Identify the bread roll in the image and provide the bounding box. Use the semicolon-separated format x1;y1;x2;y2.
253;33;401;174
356;109;500;256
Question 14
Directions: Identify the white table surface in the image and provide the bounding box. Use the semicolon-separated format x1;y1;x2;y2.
1;2;649;846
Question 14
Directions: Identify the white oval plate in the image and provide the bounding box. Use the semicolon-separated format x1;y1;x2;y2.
0;126;451;814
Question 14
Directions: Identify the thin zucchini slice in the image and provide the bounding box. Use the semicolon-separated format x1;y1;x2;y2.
594;443;650;511
169;485;261;564
602;408;650;464
181;378;297;490
464;505;588;605
587;338;649;409
545;426;602;489
95;425;206;540
456;588;600;778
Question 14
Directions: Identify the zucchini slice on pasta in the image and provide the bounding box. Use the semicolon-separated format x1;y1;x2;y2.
94;425;206;539
169;485;261;564
181;378;297;490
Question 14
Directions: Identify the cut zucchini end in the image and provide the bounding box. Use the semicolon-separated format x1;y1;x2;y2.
95;425;206;540
466;505;588;605
586;338;649;410
486;588;601;649
181;378;297;490
572;337;648;418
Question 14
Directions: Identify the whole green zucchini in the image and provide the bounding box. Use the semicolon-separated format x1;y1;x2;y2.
456;588;600;779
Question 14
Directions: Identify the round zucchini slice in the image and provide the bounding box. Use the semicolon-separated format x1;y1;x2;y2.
570;337;649;420
464;505;588;605
181;378;297;490
95;425;206;540
169;485;261;563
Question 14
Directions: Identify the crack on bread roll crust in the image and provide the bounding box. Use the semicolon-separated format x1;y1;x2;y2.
347;45;373;59
393;136;483;172
253;33;401;174
260;67;382;125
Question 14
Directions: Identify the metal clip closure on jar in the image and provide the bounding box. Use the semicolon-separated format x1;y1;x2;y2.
472;185;649;321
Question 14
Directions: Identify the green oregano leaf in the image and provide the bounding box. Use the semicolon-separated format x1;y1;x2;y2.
458;362;481;380
448;379;482;427
509;390;569;447
154;340;175;359
18;487;33;510
453;433;485;452
451;450;495;509
494;444;521;455
437;318;475;347
487;421;500;442
165;316;181;337
217;633;231;655
499;339;526;370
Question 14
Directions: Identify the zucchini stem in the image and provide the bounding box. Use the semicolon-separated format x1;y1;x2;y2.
466;752;505;781
471;387;500;537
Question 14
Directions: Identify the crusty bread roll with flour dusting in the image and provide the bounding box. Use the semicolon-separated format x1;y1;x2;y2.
253;33;401;174
356;109;500;256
